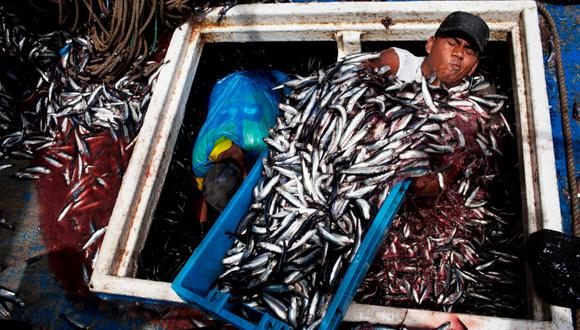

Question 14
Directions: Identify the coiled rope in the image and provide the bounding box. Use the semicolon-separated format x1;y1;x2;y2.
536;2;580;237
56;0;193;81
537;2;579;329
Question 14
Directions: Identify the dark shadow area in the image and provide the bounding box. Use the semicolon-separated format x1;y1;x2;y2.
0;1;62;34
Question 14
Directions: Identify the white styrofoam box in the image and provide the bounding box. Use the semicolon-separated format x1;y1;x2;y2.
89;2;572;329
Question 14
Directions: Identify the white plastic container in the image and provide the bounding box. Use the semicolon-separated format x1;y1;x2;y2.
90;2;573;329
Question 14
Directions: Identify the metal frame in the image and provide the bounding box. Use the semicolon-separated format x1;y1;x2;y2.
90;2;571;329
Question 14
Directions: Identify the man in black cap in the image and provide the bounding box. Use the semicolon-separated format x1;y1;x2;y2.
368;11;489;195
369;11;489;88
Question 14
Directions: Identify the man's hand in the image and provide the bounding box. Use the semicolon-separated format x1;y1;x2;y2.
411;169;457;197
411;173;442;196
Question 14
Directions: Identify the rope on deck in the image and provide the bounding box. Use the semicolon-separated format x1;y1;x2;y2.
537;2;580;329
55;0;193;82
536;2;580;236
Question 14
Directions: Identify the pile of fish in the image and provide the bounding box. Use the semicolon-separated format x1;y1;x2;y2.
355;76;524;316
0;8;159;317
356;124;525;316
0;9;159;212
216;52;509;328
0;11;159;173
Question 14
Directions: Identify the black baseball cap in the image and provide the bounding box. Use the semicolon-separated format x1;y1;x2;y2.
203;162;243;211
435;11;490;53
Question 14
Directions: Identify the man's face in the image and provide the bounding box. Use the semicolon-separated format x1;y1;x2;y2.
424;36;479;86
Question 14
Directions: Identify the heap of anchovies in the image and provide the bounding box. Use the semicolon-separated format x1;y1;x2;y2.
356;87;523;316
216;51;509;329
0;9;158;319
356;172;525;317
0;12;159;170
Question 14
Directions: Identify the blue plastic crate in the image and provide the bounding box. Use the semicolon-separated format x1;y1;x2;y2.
172;154;409;330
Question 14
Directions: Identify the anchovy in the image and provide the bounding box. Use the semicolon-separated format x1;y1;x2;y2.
0;164;14;173
12;171;40;180
82;226;107;250
262;293;288;321
342;52;381;64
421;76;439;113
453;127;465;149
470;99;490;119
316;224;353;246
469;95;497;108
25;166;51;175
500;112;514;137
0;286;25;307
57;202;74;222
258;174;280;201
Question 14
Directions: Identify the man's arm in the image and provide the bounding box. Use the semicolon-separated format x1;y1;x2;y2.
366;48;401;75
409;151;463;196
411;171;455;196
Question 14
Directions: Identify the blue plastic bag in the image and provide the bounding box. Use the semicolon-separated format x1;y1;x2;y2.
192;70;289;178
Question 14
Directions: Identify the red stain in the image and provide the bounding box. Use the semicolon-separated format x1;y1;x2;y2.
37;130;127;300
34;128;216;328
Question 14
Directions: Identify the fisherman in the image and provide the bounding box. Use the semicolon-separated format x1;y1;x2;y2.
366;13;580;312
192;70;288;231
367;11;490;195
